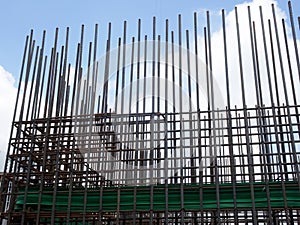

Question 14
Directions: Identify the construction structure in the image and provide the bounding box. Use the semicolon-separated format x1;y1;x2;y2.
1;1;300;224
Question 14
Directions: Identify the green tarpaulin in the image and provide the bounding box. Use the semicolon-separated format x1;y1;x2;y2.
15;181;300;212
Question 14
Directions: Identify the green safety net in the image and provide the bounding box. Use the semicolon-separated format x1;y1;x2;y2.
15;181;300;212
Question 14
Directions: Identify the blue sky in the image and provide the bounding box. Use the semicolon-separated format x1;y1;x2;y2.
0;0;299;170
0;0;299;78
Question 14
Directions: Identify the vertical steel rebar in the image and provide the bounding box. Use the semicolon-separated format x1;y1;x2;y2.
222;9;238;223
1;3;300;224
235;7;258;224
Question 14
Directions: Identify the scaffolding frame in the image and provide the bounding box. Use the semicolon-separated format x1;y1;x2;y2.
1;1;300;224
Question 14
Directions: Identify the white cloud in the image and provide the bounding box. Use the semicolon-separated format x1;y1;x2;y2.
0;0;299;175
196;0;300;108
0;66;17;171
191;0;300;162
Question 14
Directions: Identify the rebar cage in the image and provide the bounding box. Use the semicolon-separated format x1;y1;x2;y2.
1;1;300;225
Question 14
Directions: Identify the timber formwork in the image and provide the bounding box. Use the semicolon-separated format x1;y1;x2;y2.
1;1;300;225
